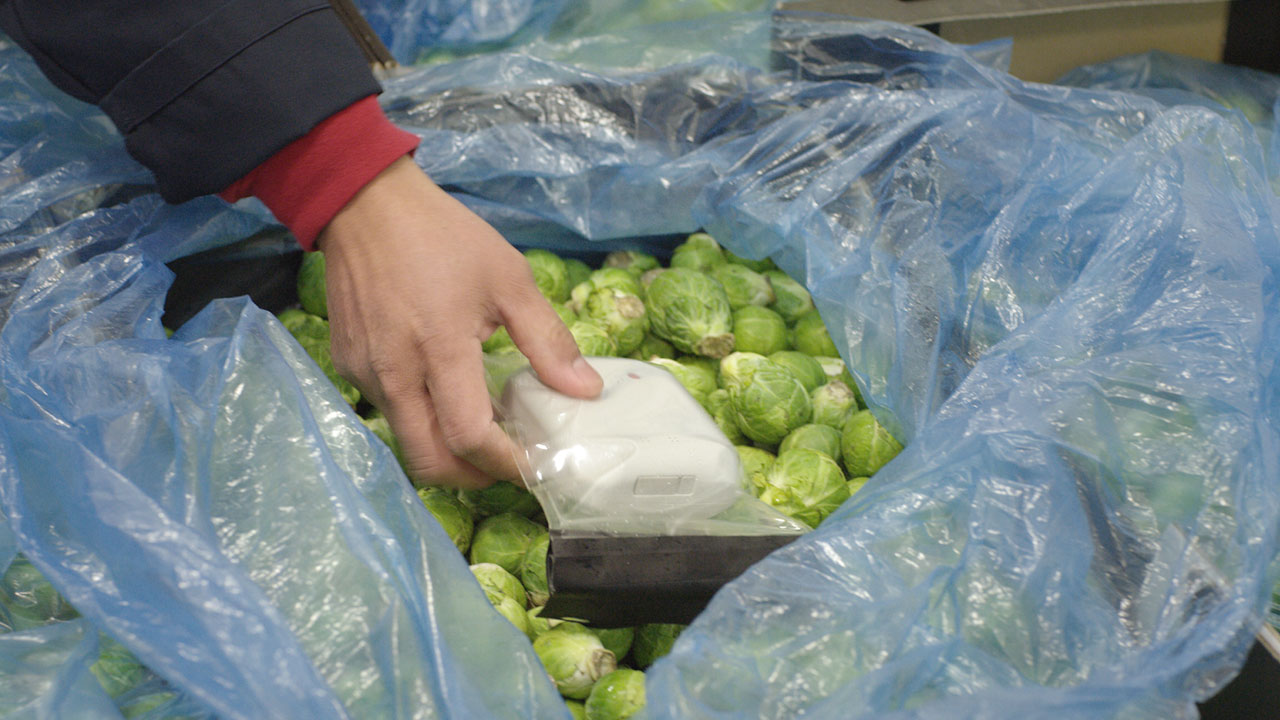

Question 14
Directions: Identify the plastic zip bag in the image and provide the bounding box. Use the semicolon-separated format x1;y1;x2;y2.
494;355;807;535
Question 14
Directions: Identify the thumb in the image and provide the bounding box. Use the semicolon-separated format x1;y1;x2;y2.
502;290;603;399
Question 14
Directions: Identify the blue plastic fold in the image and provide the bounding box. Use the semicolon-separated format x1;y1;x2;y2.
1058;50;1280;193
353;0;777;65
2;11;1279;720
0;620;120;718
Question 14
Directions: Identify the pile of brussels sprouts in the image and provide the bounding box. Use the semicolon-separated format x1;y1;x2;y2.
283;231;905;719
493;232;904;524
0;554;200;717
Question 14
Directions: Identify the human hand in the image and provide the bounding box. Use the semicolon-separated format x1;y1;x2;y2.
317;156;603;488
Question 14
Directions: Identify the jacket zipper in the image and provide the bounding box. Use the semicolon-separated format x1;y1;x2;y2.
328;0;397;71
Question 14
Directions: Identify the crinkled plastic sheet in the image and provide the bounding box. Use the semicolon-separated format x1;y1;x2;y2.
1;11;1279;720
0;619;121;718
1058;50;1280;193
381;14;1013;254
1058;43;1280;656
0;199;572;719
352;0;777;65
386;14;1280;718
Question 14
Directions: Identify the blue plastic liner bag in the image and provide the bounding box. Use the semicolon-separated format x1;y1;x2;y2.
1;10;1279;720
380;14;1280;718
1058;50;1280;192
1059;48;1280;638
352;0;778;64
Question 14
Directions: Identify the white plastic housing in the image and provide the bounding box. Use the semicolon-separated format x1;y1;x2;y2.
501;357;744;531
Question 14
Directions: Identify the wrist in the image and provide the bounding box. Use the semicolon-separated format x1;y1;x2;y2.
316;155;432;255
219;95;420;250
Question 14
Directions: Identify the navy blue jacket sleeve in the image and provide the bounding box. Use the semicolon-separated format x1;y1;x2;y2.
0;0;383;203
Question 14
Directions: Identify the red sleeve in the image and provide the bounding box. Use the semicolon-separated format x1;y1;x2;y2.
219;94;420;251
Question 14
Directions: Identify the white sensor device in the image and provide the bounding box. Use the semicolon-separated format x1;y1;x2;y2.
501;357;744;527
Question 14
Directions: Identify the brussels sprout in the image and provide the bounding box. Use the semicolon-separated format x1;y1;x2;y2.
537;607;596;630
527;605;592;641
848;476;869;497
527;604;554;639
630;623;684;669
815;355;855;386
597;267;647;298
296;251;328;318
418;487;475;554
495;593;531;635
669;232;726;272
567;700;588;720
720;353;812;446
639;267;666;291
779;423;843;463
471;562;528;608
361;414;407;473
710;263;775;309
1;555;78;630
470;512;546;575
525;248;571;303
570;319;619;357
597;267;647;297
591;626;635;661
677;354;720;381
841;410;903;478
764;269;815;324
758;448;849;528
482;325;516;353
718;351;772;394
457;481;542;520
584;668;646;720
808;379;860;427
604;250;660;277
724;248;777;273
646;268;735;358
815;355;863;407
520;530;551;607
732;305;789;355
811;380;857;429
276;307;311;334
707;388;747;445
791;309;839;357
649;358;718;408
90;634;149;698
118;689;180;720
534;628;618;699
278;309;361;407
551;302;579;327
767;350;827;393
581;288;649;356
736;445;776;496
484;347;534;398
565;257;593;289
570;268;646;311
627;333;676;361
1220;91;1269;125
